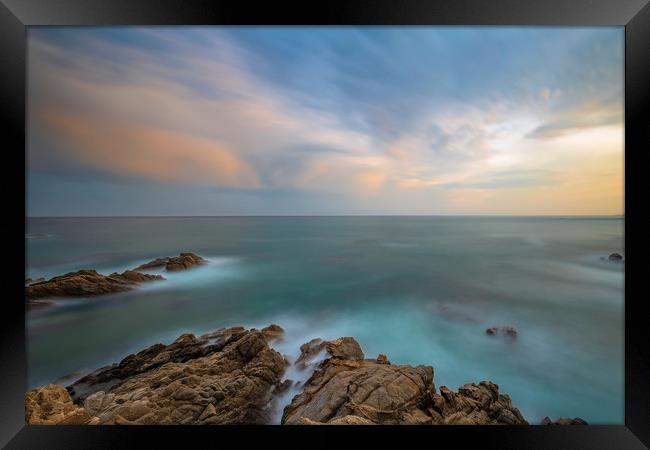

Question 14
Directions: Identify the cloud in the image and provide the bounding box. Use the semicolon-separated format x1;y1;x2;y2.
39;110;261;187
526;99;623;139
438;170;561;190
27;27;624;215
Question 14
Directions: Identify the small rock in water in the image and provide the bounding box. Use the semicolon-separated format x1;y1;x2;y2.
608;252;623;261
541;416;588;425
486;326;518;338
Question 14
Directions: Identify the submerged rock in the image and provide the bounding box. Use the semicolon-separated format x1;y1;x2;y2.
608;252;623;261
25;269;164;302
134;253;208;272
281;337;527;425
486;326;518;338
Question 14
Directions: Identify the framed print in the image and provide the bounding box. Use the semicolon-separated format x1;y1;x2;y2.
1;0;649;448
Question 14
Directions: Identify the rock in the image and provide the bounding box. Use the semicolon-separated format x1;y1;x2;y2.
329;415;376;425
52;369;89;387
28;327;287;425
29;327;535;426
542;416;588;425
25;269;164;301
282;337;527;426
272;379;293;395
296;338;327;369
608;253;623;261
486;326;518;338
376;354;390;364
25;277;44;286
67;326;250;403
261;324;284;342
26;384;95;425
326;337;364;360
134;253;208;272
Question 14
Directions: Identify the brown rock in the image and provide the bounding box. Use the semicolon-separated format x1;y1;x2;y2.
63;327;287;424
325;337;364;360
25;384;96;425
376;354;390;364
134;253;208;272
282;337;527;426
295;338;327;369
67;326;249;403
261;324;284;343
25;269;164;301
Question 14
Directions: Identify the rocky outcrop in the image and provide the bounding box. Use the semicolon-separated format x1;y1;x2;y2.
486;326;518;338
25;269;164;302
68;326;266;403
542;416;588;425
281;337;527;425
25;384;97;425
27;326;288;425
25;277;45;286
26;326;568;426
25;252;207;307
134;253;208;272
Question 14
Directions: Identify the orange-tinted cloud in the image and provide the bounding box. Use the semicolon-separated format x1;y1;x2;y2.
40;110;261;188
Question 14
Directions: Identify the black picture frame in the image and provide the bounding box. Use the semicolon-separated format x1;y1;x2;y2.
2;0;648;448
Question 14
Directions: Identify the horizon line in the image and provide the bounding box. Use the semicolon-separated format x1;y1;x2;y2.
26;213;625;219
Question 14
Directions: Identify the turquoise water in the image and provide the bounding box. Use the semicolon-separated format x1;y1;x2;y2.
26;216;624;424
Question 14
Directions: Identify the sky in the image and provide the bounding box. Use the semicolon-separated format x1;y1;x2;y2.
27;27;624;216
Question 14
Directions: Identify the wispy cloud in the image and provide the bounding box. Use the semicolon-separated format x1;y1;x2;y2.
27;27;624;216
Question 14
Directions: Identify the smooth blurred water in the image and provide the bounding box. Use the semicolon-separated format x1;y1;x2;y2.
26;216;624;424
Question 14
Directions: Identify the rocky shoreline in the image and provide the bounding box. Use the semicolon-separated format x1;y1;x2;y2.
25;324;587;426
25;252;207;309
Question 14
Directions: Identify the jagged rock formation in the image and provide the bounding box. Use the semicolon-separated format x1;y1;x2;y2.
27;325;288;425
24;253;208;309
282;337;527;425
25;326;566;427
25;384;96;425
134;253;208;272
25;269;164;301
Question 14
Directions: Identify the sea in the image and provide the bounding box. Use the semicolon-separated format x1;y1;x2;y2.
25;216;624;424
